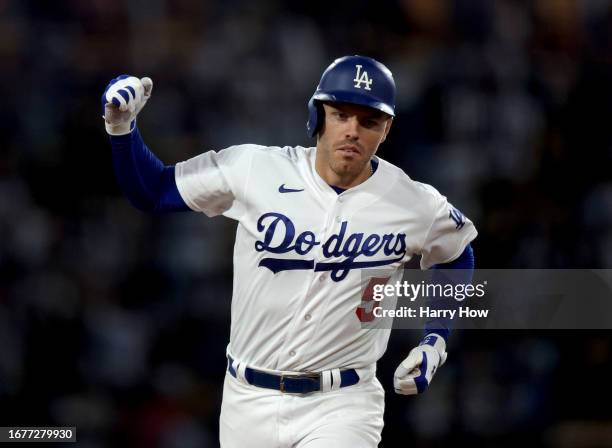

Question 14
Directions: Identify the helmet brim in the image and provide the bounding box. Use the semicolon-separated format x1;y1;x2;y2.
311;90;395;118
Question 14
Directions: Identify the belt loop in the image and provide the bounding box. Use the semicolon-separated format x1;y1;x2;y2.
321;370;332;392
236;361;248;383
330;368;341;391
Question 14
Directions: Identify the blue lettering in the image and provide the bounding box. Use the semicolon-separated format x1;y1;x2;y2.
342;232;363;258
254;212;295;253
381;234;395;256
394;234;407;255
254;212;408;282
322;221;347;257
361;234;381;256
449;207;466;230
295;231;319;255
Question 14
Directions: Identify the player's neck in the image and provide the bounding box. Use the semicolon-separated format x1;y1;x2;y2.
314;156;373;190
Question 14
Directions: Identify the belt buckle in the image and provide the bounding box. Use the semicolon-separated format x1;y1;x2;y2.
279;372;321;394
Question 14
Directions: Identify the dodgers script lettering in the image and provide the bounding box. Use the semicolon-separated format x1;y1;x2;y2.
254;212;407;281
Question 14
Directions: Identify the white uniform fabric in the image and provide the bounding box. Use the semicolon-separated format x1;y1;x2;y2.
175;144;477;373
219;371;385;448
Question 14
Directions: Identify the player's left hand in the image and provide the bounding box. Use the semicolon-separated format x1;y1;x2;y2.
101;75;153;136
393;333;447;395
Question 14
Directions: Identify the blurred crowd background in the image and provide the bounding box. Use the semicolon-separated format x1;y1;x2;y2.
1;0;612;446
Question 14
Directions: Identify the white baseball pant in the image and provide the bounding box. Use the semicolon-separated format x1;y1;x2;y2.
219;371;385;447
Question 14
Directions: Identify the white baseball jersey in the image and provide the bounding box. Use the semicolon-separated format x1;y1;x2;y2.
175;145;477;372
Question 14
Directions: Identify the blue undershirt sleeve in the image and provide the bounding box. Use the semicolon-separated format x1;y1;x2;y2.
110;127;190;212
424;243;475;343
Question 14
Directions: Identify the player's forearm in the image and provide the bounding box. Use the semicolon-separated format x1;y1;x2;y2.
425;244;475;342
110;127;190;212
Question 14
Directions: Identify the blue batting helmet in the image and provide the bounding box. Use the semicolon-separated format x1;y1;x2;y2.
306;55;396;137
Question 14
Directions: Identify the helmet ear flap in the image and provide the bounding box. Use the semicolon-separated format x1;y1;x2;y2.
307;98;325;137
314;101;325;137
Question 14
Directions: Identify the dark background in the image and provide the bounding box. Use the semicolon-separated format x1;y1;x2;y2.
1;0;612;446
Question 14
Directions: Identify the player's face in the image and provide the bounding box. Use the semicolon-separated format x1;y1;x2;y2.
316;102;392;188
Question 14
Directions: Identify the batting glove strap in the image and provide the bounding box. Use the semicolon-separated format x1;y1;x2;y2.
420;332;447;365
393;333;447;395
101;75;153;136
105;119;136;136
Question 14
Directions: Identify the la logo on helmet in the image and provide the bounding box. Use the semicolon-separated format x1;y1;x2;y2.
353;65;373;91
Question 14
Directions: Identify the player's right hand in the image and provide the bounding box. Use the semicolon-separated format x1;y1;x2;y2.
101;75;153;136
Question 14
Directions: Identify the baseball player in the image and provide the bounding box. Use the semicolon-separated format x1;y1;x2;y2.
102;56;476;447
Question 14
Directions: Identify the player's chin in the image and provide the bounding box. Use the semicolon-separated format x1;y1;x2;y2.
334;151;366;167
334;163;366;180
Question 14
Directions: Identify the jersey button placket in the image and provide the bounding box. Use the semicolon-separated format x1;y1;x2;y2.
335;194;344;223
279;202;330;364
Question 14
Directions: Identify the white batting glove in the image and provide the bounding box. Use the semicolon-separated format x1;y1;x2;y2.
394;333;447;395
101;75;153;135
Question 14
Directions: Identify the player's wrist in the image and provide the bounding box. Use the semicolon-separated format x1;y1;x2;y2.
105;119;135;136
420;333;446;358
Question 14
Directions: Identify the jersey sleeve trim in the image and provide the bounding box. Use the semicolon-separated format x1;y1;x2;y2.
174;165;203;212
420;226;478;270
232;145;255;222
174;145;256;217
418;191;442;257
